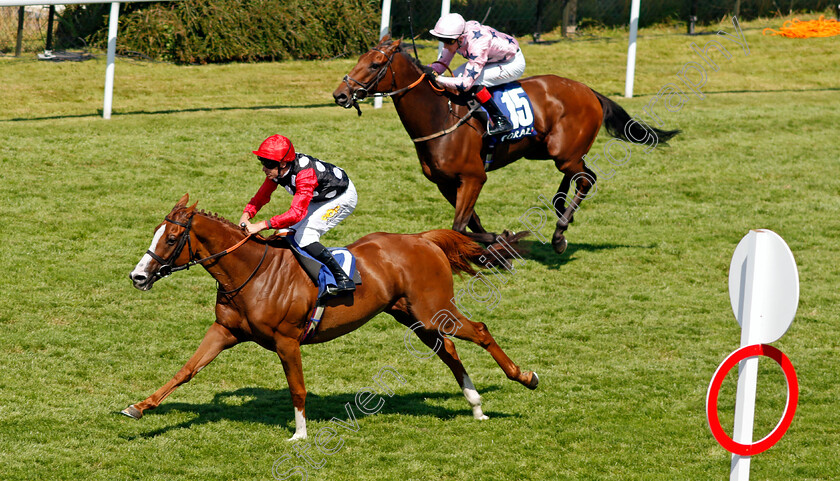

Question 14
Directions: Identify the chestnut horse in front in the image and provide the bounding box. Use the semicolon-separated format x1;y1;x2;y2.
333;37;679;253
125;194;537;440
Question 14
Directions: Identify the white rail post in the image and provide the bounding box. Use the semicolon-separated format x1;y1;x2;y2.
103;2;120;119
374;0;392;109
438;0;450;56
624;0;640;98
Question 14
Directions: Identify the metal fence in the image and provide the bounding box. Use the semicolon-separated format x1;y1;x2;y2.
389;0;573;41
0;6;58;55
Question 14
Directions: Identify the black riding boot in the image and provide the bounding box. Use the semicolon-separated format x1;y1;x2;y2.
475;89;514;136
303;242;355;295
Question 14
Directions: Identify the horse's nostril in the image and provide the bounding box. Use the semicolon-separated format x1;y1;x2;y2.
335;93;347;104
131;273;147;283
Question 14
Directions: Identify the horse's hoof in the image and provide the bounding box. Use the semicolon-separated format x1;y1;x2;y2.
120;405;143;419
526;371;539;390
552;237;568;255
287;433;307;442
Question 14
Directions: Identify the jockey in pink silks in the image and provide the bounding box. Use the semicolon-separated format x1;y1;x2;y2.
427;13;526;136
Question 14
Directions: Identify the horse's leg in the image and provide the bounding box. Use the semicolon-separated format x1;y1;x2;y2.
275;337;308;441
453;175;496;244
550;172;573;254
435;181;488;235
555;163;596;234
388;307;489;420
121;322;239;419
410;302;538;390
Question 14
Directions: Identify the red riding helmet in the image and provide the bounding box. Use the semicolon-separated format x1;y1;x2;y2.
252;134;295;163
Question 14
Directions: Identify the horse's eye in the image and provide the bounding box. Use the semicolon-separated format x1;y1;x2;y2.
369;63;381;70
166;235;177;245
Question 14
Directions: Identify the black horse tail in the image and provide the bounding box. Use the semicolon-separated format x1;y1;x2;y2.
591;90;681;146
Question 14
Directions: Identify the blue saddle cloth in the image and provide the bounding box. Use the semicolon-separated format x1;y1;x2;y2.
485;82;539;144
286;236;360;299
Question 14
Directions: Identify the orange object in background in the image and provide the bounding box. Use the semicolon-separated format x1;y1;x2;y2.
763;15;840;38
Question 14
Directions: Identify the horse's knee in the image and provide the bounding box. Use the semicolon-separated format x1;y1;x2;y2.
472;322;495;349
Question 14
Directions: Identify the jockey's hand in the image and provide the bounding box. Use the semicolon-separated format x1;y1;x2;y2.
422;65;439;79
241;219;270;236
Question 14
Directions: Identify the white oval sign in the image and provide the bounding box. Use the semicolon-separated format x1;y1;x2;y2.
728;230;799;344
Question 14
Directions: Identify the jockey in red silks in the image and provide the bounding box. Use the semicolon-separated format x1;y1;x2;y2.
427;12;526;136
239;134;357;294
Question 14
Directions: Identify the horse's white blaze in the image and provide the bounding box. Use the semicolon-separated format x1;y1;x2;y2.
288;407;308;441
462;374;488;420
131;225;165;279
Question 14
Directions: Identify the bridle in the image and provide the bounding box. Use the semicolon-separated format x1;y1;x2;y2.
341;46;430;116
146;214;267;295
341;45;474;142
145;215;197;279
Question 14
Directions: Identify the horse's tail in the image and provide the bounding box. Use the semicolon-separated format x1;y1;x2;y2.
419;229;485;276
591;89;681;145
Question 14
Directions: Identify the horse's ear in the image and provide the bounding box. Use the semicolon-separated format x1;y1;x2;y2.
378;34;391;45
175;193;189;209
186;201;198;213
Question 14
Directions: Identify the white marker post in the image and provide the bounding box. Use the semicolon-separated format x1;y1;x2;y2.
624;0;640;98
438;0;451;56
726;230;799;481
374;0;392;109
102;2;120;119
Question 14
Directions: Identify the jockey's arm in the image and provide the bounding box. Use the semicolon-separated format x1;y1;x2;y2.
243;176;279;221
434;42;489;91
266;168;318;230
429;48;455;75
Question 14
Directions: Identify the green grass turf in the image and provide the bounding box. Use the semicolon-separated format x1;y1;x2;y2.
1;14;839;481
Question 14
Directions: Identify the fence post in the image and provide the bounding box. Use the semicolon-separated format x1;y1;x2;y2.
438;0;450;56
103;2;120;119
688;0;697;35
534;0;544;42
15;6;24;57
562;0;577;37
45;5;55;55
374;0;392;109
624;0;640;98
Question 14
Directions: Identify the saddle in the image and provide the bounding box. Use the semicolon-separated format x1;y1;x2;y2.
266;231;362;343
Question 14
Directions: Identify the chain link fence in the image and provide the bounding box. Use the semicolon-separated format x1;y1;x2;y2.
390;0;571;41
0;6;54;55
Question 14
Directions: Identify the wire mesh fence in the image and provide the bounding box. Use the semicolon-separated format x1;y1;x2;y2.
390;0;571;42
0;6;65;55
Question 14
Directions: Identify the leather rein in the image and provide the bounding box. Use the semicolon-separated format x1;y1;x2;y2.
342;47;432;115
146;214;267;295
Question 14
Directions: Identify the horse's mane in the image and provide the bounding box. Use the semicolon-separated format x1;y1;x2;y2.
381;37;424;71
195;209;239;231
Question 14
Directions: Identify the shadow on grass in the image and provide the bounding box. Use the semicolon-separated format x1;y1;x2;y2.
2;102;340;122
520;239;657;269
121;385;512;439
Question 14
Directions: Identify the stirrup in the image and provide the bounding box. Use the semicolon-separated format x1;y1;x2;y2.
326;280;355;295
488;116;514;135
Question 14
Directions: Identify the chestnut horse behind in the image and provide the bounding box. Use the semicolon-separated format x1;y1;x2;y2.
333;37;679;254
124;194;537;440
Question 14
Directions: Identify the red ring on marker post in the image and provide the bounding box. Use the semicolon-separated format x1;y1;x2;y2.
706;344;798;456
